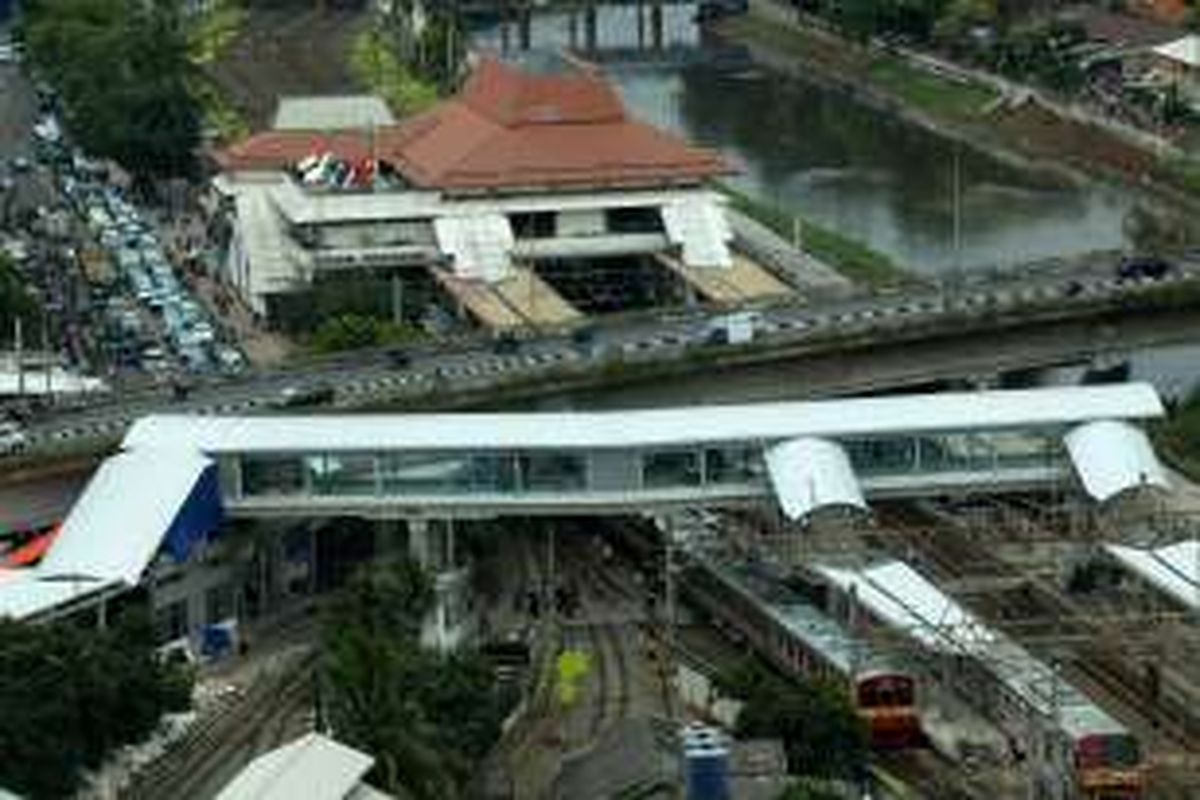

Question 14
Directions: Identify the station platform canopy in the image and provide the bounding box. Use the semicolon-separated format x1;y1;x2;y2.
815;560;995;654
1105;540;1200;611
216;732;388;800
0;450;223;621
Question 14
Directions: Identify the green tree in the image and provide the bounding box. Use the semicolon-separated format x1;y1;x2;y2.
320;557;511;799
721;662;869;780
0;612;192;798
22;0;200;181
0;255;40;341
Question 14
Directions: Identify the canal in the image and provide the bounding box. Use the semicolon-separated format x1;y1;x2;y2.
469;4;1147;278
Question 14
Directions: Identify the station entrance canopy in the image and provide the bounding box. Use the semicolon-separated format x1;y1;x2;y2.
0;383;1169;621
0;451;223;621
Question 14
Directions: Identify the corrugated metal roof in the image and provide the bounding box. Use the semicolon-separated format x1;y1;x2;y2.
1106;539;1199;610
123;383;1164;454
766;437;865;521
1064;419;1169;502
273;96;396;132
216;733;378;800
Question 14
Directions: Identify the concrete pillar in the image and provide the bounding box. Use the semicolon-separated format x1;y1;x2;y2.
408;518;431;569
390;272;405;325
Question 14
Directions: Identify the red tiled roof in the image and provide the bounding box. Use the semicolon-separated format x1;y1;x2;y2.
217;58;731;191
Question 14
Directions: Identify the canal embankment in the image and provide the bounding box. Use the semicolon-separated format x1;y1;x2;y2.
721;4;1200;219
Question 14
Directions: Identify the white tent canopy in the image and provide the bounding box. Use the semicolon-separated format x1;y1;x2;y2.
766;437;865;520
1064;419;1168;502
1154;34;1200;68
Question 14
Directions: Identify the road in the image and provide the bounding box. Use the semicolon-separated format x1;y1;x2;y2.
9;258;1199;460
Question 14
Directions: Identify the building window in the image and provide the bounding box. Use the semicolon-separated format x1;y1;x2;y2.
606;206;663;234
470;454;519;493
519;452;587;492
309;453;378;495
241;455;305;496
844;438;917;476
643;449;701;488
510;211;557;239
705;445;762;484
382;452;474;494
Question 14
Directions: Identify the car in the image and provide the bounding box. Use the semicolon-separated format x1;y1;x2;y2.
492;332;521;355
571;325;596;350
1065;280;1084;297
1116;256;1172;282
215;346;245;374
0;422;28;456
385;348;412;369
11;156;31;174
275;383;335;408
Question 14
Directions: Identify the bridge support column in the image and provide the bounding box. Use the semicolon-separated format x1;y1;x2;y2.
408;518;469;651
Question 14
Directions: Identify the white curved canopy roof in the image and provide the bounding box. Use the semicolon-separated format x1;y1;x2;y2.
766;437;865;520
1105;540;1199;611
1064;419;1168;502
125;383;1163;454
816;560;995;653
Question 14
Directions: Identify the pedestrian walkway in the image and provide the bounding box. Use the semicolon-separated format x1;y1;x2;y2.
724;207;856;297
655;250;795;305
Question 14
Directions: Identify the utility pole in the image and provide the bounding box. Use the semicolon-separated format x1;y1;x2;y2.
14;316;23;399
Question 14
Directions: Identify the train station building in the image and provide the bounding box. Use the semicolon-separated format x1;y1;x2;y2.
0;383;1177;655
212;55;792;332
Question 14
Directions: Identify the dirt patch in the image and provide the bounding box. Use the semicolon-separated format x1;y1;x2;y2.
204;6;371;132
991;101;1158;181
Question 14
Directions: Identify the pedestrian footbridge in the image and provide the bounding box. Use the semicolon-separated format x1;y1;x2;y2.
0;383;1171;622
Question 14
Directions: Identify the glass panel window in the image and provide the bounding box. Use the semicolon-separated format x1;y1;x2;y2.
705;445;763;484
241;455;305;496
470;454;519;492
845;438;916;476
643;449;701;488
312;453;378;496
382;452;474;494
519;452;587;492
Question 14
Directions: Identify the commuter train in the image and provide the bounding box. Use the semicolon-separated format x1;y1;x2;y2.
815;560;1143;800
678;549;923;749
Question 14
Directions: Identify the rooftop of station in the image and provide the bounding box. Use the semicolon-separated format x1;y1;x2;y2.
218;57;730;193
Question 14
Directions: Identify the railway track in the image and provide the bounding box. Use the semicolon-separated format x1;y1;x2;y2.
120;648;316;800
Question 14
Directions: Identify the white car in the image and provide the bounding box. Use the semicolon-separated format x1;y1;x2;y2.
0;422;28;455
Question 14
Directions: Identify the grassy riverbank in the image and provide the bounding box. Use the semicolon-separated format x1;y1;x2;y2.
721;13;1200;210
1153;392;1200;481
717;183;919;290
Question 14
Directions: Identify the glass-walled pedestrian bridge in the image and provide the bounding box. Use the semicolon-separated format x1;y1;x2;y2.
125;383;1169;520
0;383;1170;625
